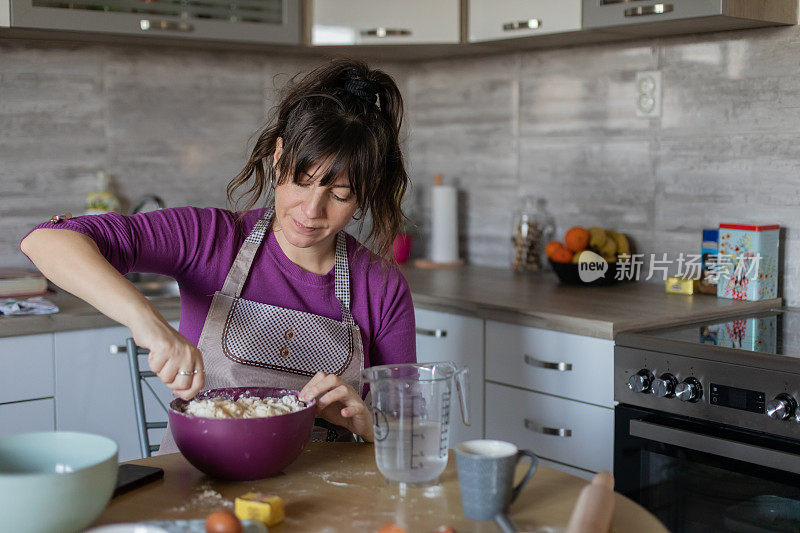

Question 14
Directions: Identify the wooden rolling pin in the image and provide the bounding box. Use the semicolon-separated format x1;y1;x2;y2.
565;471;616;533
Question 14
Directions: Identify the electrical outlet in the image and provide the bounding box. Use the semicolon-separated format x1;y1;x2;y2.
635;71;661;118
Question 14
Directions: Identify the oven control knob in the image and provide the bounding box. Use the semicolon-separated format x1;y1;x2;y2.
628;370;654;394
766;394;797;421
652;373;678;398
675;377;703;402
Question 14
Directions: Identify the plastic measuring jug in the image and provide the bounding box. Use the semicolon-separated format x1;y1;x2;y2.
362;361;469;484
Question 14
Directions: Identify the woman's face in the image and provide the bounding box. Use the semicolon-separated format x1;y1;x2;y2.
272;138;359;251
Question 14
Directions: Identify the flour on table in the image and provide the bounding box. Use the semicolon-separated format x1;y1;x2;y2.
184;394;305;419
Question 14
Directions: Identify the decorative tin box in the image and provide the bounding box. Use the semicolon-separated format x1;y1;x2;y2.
717;223;779;301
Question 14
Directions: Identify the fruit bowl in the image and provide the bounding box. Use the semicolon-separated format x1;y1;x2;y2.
548;259;620;286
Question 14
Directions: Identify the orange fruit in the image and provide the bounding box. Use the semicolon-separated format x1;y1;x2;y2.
545;241;565;260
564;226;590;253
551;247;574;263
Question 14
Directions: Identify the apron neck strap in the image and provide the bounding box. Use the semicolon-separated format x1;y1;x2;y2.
220;207;354;325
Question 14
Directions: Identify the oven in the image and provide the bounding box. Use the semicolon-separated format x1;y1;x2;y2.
614;309;800;532
615;404;800;532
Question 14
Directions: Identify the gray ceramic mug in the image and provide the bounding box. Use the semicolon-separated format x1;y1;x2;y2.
455;439;539;521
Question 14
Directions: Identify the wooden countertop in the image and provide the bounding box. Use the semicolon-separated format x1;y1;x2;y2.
403;265;782;339
0;265;780;339
0;291;181;338
92;443;668;532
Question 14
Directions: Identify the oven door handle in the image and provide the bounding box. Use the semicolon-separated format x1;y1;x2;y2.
630;419;800;474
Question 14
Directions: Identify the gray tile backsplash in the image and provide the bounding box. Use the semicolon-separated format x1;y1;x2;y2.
404;26;800;305
3;25;800;305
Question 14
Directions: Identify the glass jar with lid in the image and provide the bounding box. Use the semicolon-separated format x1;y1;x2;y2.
510;195;555;272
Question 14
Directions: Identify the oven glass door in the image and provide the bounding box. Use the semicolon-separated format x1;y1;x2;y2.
615;405;800;532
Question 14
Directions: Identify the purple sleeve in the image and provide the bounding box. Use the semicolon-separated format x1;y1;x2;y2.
24;207;219;279
370;269;416;367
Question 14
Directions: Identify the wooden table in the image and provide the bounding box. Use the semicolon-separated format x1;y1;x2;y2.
93;443;668;532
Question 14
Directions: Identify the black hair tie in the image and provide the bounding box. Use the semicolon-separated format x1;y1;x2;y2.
343;77;381;108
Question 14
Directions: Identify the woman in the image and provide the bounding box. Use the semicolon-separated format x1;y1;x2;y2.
20;59;416;448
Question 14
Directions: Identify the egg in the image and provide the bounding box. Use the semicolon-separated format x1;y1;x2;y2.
436;527;456;533
205;510;243;533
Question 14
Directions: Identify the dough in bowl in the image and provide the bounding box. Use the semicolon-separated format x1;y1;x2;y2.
184;394;306;419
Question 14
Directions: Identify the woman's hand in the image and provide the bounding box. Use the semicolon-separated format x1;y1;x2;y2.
300;372;373;442
132;316;204;401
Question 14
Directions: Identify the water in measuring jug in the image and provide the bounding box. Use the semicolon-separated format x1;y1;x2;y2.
362;362;469;485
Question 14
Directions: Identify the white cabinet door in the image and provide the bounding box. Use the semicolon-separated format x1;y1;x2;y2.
485;321;614;407
415;308;483;447
469;0;581;42
0;399;55;437
485;382;614;474
54;325;174;462
0;333;54;403
312;0;460;45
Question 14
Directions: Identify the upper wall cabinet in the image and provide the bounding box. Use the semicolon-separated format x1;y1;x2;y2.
2;0;301;44
311;0;460;46
583;0;799;36
469;0;581;42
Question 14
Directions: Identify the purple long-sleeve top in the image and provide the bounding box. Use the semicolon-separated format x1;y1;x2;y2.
27;206;417;370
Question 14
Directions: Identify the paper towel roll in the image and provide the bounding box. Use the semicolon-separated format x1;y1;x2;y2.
430;185;459;263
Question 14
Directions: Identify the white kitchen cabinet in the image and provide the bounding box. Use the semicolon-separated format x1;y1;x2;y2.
485;382;614;473
54;323;176;461
414;308;484;447
0;398;55;437
485;320;614;407
311;0;460;46
4;0;301;44
484;320;614;476
469;0;581;42
0;333;54;404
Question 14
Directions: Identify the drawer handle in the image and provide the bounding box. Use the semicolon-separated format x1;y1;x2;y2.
502;19;541;31
524;418;572;437
139;19;194;32
523;354;572;372
624;4;674;17
416;327;447;338
360;27;412;38
599;0;648;4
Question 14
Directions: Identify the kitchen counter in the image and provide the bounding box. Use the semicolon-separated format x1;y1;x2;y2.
403;265;782;339
0;290;181;338
0;265;781;339
92;443;668;532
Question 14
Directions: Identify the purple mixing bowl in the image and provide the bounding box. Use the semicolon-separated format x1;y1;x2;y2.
169;387;316;481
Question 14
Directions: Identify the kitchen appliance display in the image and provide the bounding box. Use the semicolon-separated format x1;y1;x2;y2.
614;309;800;532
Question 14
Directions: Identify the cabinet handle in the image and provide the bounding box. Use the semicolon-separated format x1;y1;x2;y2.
599;0;648;4
502;19;541;31
139;19;194;32
524;418;572;437
416;327;447;338
523;354;572;372
360;27;412;38
624;4;674;17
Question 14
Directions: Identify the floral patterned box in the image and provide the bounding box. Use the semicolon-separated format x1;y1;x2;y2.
717;223;779;301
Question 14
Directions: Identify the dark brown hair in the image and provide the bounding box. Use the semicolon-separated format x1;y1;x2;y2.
227;58;409;259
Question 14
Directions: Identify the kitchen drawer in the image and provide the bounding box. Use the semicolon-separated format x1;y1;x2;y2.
0;398;55;437
582;0;721;29
0;333;54;403
415;308;484;445
469;0;581;42
539;458;595;481
485;321;613;407
485;383;613;473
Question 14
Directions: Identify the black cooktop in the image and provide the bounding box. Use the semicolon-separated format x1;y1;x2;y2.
617;308;800;362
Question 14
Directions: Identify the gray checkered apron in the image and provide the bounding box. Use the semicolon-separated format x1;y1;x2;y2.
158;207;365;454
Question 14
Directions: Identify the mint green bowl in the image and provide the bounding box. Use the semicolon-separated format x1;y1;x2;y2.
0;432;119;533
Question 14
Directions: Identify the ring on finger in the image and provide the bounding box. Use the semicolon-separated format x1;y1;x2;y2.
177;369;204;376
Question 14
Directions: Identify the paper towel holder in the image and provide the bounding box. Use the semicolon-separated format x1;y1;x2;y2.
413;173;464;270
